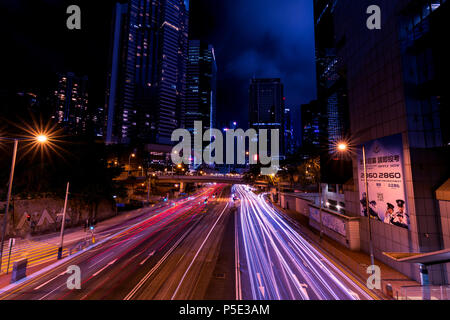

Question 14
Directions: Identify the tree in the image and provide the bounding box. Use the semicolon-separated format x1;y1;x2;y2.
297;157;320;189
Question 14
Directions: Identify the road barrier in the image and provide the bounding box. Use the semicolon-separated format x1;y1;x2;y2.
10;258;27;283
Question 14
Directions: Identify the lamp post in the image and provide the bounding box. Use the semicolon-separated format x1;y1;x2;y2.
337;142;375;269
362;145;375;269
57;182;70;260
0;135;48;266
128;153;135;176
318;170;324;241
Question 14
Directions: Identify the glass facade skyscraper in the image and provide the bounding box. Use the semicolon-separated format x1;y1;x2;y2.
249;78;285;157
185;40;217;133
105;0;189;146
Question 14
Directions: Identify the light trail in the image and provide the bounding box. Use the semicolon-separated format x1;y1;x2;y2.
234;185;374;300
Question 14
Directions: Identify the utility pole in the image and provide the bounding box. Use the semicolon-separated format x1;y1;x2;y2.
0;139;18;266
319;180;324;241
362;145;375;269
147;175;151;205
57;182;70;260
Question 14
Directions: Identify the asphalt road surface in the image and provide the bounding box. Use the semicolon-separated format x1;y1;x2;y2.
233;185;378;300
1;184;380;300
0;184;232;300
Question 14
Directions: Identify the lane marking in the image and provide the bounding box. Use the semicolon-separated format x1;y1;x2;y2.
92;259;117;277
34;271;66;291
170;202;229;300
0;189;216;300
38;282;66;300
123;221;199;300
140;251;155;265
257;273;265;298
234;205;242;300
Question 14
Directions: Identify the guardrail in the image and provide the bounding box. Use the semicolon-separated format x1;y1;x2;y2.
400;285;450;300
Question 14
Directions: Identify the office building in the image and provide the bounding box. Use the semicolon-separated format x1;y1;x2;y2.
53;72;89;136
185;40;217;133
301;100;321;149
324;0;449;284
105;0;189;145
249;78;285;157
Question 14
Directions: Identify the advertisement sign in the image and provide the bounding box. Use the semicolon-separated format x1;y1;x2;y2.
357;134;409;229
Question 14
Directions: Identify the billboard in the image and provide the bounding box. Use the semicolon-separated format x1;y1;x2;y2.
357;134;409;229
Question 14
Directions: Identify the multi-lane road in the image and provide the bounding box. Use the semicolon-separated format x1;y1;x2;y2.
0;184;231;300
0;184;379;300
234;185;378;300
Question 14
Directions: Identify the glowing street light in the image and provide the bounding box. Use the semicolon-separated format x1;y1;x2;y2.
0;132;52;264
336;140;375;270
338;143;348;151
128;153;136;176
36;134;48;143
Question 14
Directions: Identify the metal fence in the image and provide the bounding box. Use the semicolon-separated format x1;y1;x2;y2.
400;285;450;300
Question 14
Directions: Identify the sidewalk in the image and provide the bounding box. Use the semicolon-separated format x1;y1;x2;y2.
0;205;161;288
273;202;420;300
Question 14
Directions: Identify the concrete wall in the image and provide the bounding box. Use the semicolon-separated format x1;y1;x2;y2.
279;193;312;217
279;193;360;250
0;198;115;238
309;205;360;251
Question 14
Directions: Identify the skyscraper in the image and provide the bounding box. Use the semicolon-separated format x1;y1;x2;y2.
105;0;189;145
322;0;449;284
301;100;321;149
185;40;217;133
313;0;352;186
249;78;285;157
314;0;350;146
53;72;89;136
284;107;295;155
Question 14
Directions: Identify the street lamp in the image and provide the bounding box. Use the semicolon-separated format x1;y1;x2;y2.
0;134;49;265
128;153;136;176
36;135;48;143
337;142;375;269
318;165;324;241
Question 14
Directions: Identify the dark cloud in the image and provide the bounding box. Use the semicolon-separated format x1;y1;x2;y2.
1;0;316;129
190;0;317;127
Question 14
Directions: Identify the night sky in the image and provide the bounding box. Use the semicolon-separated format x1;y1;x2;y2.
190;0;317;127
0;0;316;128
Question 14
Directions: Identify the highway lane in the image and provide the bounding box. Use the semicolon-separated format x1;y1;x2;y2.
234;185;377;300
0;185;224;300
0;198;195;274
124;186;232;300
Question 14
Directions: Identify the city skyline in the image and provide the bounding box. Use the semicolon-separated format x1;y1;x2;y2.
0;0;449;306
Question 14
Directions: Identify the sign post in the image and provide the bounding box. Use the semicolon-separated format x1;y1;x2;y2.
57;182;70;260
6;237;15;274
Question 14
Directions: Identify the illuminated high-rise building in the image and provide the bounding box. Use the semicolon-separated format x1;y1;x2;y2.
53;72;89;136
249;78;285;157
185;40;217;133
105;0;189;145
